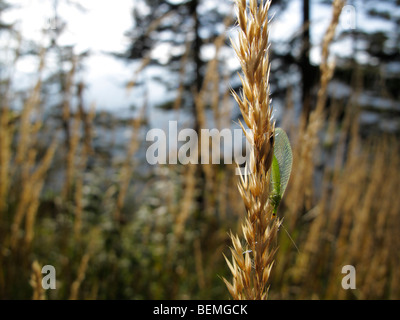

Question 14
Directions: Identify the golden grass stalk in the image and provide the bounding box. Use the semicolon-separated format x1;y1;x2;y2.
14;47;46;171
0;105;11;216
286;0;345;227
194;237;206;290
192;18;233;218
11;135;58;249
174;163;196;240
173;39;191;112
223;0;279;300
30;261;45;300
0;33;23;216
8;47;59;250
314;0;346;116
69;253;90;300
113;99;146;223
62;56;78;200
74;100;96;239
285;0;346;289
23;140;57;247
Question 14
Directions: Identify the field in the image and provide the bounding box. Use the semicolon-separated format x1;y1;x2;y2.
0;0;399;300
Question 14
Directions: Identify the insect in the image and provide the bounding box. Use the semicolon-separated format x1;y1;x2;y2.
269;127;293;217
243;127;297;255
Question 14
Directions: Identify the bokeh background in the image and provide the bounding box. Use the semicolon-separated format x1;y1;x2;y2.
0;0;399;299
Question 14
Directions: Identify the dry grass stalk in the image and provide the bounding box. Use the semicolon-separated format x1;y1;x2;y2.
11;135;58;249
173;39;191;111
113;100;147;223
74;100;96;239
223;0;279;300
220;73;234;130
0;36;21;216
126;55;151;92
30;261;45;300
0;105;11;216
69;253;90;300
314;0;346;117
62;56;78;200
194;237;206;290
284;1;348;293
73;81;95;238
23;140;57;247
286;0;345;228
14;81;42;188
8;48;59;250
192;20;233;218
14;47;46;171
174;163;196;240
64;103;81;202
0;36;22;211
209;16;233;130
69;227;101;300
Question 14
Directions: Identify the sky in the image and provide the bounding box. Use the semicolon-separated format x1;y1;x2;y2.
4;0;133;53
2;0;143;114
2;0;398;115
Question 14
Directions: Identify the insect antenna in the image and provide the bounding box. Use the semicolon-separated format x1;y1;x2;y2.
280;220;300;254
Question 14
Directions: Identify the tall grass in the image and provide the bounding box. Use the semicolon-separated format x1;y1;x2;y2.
222;0;279;300
0;0;399;300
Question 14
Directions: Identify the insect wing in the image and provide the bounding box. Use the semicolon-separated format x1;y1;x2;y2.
273;128;293;197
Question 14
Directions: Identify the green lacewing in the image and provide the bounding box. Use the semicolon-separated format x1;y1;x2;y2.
270;127;293;217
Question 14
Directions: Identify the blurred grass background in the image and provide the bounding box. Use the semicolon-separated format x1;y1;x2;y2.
0;0;399;299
